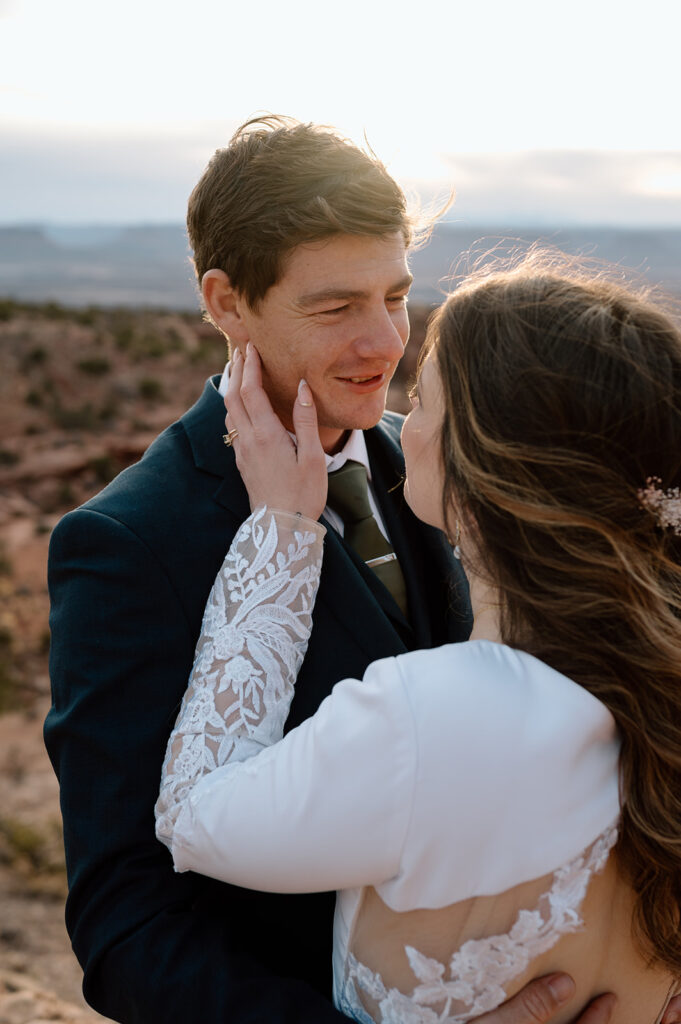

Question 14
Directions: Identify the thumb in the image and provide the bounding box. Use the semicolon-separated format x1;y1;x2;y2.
292;379;321;460
476;974;576;1024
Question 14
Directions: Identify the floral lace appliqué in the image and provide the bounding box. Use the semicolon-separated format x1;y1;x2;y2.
342;823;618;1024
155;506;325;844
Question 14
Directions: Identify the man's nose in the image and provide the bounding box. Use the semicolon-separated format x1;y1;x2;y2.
355;307;408;363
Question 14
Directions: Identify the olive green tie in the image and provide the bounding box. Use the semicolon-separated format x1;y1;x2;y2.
327;460;408;618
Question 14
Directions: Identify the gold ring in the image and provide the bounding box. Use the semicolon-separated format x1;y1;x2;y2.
222;429;239;447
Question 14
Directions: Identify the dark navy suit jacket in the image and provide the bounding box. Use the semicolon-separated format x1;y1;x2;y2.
45;376;471;1023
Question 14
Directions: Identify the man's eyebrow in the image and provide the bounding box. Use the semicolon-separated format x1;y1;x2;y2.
296;274;414;310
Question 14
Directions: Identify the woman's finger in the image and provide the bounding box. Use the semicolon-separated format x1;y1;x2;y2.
239;344;291;443
224;410;240;450
292;380;323;464
225;347;250;433
291;379;327;519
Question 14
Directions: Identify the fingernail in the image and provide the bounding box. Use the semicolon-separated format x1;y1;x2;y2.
547;974;575;1003
246;341;252;356
298;379;313;407
232;347;241;363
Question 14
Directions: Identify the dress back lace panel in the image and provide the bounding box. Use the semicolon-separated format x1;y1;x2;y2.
338;824;619;1024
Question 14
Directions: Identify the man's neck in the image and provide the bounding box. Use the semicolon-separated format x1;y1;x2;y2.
322;428;352;455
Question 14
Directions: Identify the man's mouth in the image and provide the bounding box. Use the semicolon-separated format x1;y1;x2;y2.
337;373;386;392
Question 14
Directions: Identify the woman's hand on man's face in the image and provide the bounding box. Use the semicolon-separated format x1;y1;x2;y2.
225;344;328;521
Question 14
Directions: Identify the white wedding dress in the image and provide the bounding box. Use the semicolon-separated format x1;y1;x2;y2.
155;508;675;1023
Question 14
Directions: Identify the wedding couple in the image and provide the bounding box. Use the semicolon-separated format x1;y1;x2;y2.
46;116;681;1023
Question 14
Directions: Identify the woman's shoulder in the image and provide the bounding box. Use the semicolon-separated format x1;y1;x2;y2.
394;636;561;684
392;639;613;727
372;641;621;909
358;640;617;759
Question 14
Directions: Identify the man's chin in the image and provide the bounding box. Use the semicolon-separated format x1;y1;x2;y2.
318;393;389;433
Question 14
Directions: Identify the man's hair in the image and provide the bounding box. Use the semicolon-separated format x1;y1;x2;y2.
187;115;414;309
424;250;681;974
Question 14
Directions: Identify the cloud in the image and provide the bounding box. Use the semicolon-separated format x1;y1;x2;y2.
419;151;681;227
2;123;681;227
0;123;224;223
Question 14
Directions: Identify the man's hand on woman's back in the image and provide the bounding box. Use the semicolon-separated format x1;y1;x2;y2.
479;977;680;1024
476;974;617;1024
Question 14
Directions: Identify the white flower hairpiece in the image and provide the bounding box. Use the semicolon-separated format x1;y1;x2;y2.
637;476;681;536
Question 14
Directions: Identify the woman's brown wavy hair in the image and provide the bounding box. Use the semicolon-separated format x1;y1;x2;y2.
424;250;681;973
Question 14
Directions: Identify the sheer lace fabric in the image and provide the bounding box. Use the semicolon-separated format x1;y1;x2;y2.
155;507;326;846
339;825;618;1023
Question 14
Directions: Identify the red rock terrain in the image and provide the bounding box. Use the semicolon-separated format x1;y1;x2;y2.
0;299;430;1023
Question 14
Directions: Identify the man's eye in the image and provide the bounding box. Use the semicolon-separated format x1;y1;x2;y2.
388;295;408;306
319;305;348;315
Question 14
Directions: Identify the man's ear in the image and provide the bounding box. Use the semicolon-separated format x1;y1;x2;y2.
201;269;250;345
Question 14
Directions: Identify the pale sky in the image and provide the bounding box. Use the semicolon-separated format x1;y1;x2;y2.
2;0;681;224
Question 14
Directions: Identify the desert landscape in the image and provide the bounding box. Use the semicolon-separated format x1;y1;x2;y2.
1;224;679;1021
0;297;429;1023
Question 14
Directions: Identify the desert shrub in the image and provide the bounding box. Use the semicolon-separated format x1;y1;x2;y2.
188;337;218;365
22;346;48;368
25;389;43;408
131;331;167;359
165;326;185;351
37;300;69;320
57;481;75;506
0;627;16;714
50;401;99;431
75;306;99;326
0;299;17;321
0;544;11;575
89;455;117;483
0;816;65;883
113;322;134;350
76;356;111;376
0;818;45;869
0;448;19;467
97;397;120;427
138;377;164;400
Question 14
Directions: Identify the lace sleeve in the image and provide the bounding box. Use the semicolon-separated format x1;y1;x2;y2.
155;505;326;850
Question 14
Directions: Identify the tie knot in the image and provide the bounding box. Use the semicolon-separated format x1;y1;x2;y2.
327;460;372;524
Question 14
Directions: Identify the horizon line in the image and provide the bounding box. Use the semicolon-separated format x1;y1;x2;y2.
4;219;681;232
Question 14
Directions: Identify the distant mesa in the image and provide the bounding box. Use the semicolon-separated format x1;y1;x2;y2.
1;223;680;310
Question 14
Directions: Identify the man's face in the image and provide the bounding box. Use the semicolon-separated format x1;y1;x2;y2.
234;232;412;452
